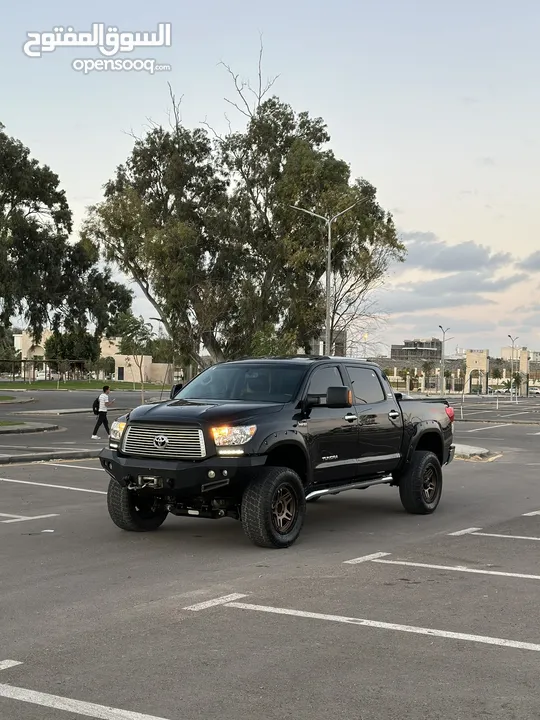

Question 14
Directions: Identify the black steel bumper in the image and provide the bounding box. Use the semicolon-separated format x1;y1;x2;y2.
99;447;266;495
446;444;455;465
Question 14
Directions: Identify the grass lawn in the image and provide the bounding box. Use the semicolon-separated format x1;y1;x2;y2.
0;381;167;391
0;421;21;427
0;395;15;402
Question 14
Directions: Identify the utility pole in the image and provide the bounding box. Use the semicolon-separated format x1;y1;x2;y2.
290;201;360;356
508;334;519;402
439;326;450;395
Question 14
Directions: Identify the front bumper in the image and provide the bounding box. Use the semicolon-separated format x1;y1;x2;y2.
99;447;266;495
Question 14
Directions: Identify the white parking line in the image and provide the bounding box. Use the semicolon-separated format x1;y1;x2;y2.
0;682;172;720
0;661;22;671
0;477;106;495
523;510;540;516
42;463;104;472
372;557;540;581
449;527;540;541
343;552;390;564
0;513;58;524
448;527;482;536
223;601;540;652
465;424;513;432
498;411;532;418
183;593;249;611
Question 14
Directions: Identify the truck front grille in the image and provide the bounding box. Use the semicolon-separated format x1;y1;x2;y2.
121;424;206;459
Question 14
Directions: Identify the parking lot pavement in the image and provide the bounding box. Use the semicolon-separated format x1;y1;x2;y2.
449;396;540;423
2;455;540;719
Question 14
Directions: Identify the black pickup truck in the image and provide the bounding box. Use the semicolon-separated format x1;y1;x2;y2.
100;356;455;548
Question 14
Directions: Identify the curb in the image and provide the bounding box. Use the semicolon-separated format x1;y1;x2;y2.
13;408;131;416
0;422;60;435
0;449;101;465
454;444;491;459
0;398;35;405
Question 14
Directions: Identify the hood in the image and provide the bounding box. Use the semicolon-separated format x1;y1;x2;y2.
128;398;284;425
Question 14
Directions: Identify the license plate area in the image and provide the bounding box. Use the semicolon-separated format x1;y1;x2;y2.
137;475;164;488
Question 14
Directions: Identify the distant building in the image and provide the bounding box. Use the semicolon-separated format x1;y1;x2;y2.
390;337;442;361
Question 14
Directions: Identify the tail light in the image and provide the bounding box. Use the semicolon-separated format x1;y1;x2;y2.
445;406;455;422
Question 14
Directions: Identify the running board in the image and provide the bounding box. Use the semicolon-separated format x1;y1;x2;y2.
305;475;393;500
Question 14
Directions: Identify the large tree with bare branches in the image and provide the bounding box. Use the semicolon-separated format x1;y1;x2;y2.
81;47;404;363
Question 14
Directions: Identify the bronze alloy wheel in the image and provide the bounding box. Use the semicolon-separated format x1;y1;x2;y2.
421;465;438;504
271;484;298;534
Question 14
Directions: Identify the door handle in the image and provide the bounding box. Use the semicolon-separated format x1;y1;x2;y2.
344;413;358;422
388;410;400;420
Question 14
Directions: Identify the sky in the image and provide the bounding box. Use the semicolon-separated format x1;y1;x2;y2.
2;0;539;358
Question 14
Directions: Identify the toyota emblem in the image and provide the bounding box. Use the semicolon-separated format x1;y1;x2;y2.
153;435;169;448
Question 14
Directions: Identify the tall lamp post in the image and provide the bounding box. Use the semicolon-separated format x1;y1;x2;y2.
508;334;519;401
290;201;360;355
439;326;450;394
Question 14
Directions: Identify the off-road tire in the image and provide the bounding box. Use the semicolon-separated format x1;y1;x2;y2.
107;477;169;531
398;450;443;514
241;466;306;548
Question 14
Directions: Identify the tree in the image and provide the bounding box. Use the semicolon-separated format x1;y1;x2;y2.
491;367;502;381
116;313;155;403
422;361;434;382
44;330;100;374
250;322;298;357
81;52;403;365
0;123;132;343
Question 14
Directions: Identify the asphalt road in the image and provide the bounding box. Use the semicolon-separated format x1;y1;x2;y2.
1;423;540;718
449;396;540;424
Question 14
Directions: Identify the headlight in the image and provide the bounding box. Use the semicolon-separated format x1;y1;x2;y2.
110;420;127;441
211;425;256;446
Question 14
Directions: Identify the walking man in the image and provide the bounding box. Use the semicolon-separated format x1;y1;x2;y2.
91;385;114;439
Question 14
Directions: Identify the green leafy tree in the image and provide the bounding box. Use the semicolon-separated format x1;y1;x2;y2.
422;361;434;379
250;322;299;357
0;123;131;343
44;330;100;374
116;312;155;402
81;58;403;365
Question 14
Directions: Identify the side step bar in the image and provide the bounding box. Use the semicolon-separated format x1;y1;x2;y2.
305;475;393;501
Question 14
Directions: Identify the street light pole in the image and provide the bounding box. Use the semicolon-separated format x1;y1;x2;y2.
508;334;519;401
290;201;360;356
439;325;450;395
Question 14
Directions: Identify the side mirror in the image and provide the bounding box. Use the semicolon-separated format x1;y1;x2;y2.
326;386;352;408
170;383;182;399
395;392;403;401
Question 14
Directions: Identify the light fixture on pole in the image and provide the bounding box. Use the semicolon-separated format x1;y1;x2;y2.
290;200;361;356
438;326;454;394
508;334;519;401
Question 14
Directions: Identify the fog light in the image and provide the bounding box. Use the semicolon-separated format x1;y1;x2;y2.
222;470;228;477
208;470;216;478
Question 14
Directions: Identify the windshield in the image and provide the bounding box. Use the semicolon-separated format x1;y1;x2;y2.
177;363;307;403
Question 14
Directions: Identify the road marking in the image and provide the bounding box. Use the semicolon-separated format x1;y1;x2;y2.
498;411;532;418
371;557;540;580
0;513;58;524
448;527;482;536
527;432;540;436
523;510;540;516
42;463;104;472
0;661;22;671
0;683;172;719
343;552;391;564
183;593;249;611
224;601;540;652
0;478;106;495
465;424;513;432
471;531;540;541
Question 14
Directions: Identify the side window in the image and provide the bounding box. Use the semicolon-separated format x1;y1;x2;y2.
307;366;343;403
346;367;386;404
